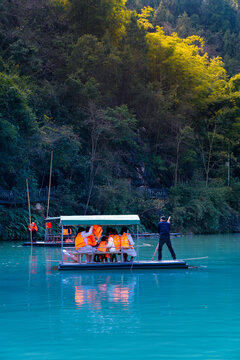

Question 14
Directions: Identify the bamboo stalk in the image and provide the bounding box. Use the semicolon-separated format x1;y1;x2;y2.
45;151;53;242
26;179;32;246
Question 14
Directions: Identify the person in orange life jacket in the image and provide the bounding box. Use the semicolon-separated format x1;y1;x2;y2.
102;227;112;261
96;235;108;262
46;222;52;232
85;226;98;261
112;228;121;262
74;226;94;262
120;226;136;262
102;227;112;262
45;221;52;242
157;216;176;261
106;228;119;262
28;222;38;242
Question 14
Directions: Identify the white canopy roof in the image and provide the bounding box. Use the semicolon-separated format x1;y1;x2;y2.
57;215;140;226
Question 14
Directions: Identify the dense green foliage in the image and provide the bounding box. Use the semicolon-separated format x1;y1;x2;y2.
166;183;237;234
1;0;240;239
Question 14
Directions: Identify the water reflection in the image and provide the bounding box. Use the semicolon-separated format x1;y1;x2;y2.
26;245;208;337
59;273;139;334
29;254;37;274
45;255;52;275
71;274;137;310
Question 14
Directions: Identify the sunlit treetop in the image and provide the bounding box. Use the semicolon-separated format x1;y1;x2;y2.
137;6;154;30
145;26;228;105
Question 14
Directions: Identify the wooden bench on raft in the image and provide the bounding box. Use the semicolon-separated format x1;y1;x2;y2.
66;248;132;263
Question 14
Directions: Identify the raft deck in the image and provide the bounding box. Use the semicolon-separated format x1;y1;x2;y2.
58;260;188;270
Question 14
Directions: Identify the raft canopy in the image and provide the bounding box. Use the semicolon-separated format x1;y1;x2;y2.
46;215;140;226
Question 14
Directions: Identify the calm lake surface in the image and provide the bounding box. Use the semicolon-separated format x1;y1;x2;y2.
0;234;240;360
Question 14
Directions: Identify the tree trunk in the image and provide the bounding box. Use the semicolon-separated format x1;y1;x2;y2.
174;135;181;186
84;103;99;215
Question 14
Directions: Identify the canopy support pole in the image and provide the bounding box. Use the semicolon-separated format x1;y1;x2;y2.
61;226;63;263
137;224;139;262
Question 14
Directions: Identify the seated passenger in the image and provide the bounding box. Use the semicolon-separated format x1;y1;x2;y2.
120;226;137;262
96;236;108;262
106;228;120;262
86;226;99;262
74;226;94;262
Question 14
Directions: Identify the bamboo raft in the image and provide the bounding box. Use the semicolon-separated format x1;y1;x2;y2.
58;260;188;270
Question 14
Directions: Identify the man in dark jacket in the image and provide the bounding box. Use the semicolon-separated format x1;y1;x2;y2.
157;216;176;261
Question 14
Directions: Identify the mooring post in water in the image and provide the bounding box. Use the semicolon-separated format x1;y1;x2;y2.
26;179;32;246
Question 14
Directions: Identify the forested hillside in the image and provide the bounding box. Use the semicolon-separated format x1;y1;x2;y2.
1;0;240;238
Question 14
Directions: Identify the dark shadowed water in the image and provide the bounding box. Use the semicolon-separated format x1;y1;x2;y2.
0;234;240;359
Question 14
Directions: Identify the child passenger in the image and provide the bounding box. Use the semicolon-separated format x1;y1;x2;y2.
96;236;108;262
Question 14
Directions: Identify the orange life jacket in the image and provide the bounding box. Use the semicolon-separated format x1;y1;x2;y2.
113;235;121;251
93;225;103;240
28;223;38;231
97;240;108;252
87;234;97;246
120;233;130;248
46;222;51;229
75;233;85;249
63;228;72;236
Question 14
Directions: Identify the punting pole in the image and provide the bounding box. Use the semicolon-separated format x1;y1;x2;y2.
26;179;32;246
45;151;53;242
180;256;208;261
152;243;159;261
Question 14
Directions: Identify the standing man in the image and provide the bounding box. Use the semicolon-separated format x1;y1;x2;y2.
157;216;176;261
28;222;38;242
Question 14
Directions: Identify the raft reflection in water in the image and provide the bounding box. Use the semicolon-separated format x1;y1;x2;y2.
72;274;136;310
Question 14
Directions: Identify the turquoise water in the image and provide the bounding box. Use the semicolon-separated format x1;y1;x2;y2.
1;234;240;359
